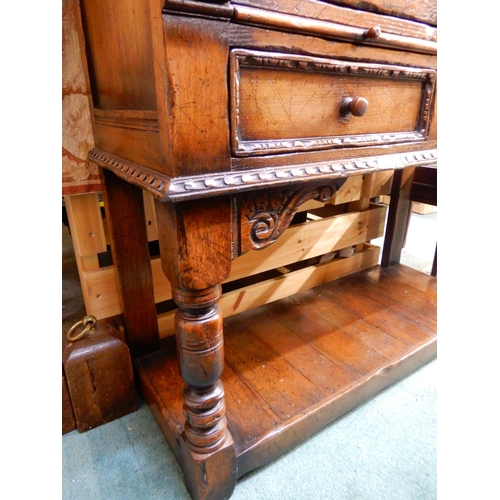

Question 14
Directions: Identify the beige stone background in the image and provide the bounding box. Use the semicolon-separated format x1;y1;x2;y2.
62;0;103;195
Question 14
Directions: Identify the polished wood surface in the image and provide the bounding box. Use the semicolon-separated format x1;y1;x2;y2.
62;368;76;435
137;264;437;478
76;1;437;497
234;0;437;27
62;318;138;433
79;0;157;110
102;170;160;357
81;0;437;178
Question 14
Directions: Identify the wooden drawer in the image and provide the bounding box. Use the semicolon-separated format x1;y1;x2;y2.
230;49;436;157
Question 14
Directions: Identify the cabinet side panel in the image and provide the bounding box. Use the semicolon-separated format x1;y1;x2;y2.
79;0;157;110
162;15;231;176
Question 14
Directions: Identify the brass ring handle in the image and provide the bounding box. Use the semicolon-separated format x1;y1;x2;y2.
66;315;97;342
340;97;369;117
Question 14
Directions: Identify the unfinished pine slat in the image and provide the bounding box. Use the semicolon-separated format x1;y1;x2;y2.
329;174;363;205
64;193;106;258
367;170;394;198
80;206;386;319
224;244;380;317
83;265;121;319
348;173;373;213
156;244;380;339
64;193;106;312
230;205;386;282
295;198;325;212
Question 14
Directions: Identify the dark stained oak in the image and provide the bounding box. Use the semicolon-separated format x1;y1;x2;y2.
322;278;435;344
77;1;437;497
382;164;438;276
62;368;76;435
346;267;436;330
381;167;415;268
261;297;390;376
383;261;438;294
287;288;415;358
62;318;138;432
224;325;324;420
101;169;160;357
136;264;437;482
229;307;356;396
234;0;437;28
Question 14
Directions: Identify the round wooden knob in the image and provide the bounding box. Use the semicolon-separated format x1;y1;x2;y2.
366;25;381;39
340;97;369;117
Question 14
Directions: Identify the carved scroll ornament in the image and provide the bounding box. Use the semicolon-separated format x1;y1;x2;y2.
238;181;344;253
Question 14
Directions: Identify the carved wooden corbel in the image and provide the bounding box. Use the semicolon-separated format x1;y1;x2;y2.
236;180;345;254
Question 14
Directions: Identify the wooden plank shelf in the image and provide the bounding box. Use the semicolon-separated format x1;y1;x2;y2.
136;263;437;480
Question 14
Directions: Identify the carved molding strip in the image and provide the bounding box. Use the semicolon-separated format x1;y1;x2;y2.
239;181;344;252
236;132;425;156
237;52;431;80
88;149;170;199
88;147;437;202
169;150;437;200
231;49;436;157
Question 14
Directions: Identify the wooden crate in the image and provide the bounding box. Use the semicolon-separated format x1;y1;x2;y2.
64;170;396;339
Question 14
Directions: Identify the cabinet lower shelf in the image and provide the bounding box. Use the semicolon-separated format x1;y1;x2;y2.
136;264;437;479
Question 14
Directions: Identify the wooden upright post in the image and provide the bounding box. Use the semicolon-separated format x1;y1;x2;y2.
101;169;160;357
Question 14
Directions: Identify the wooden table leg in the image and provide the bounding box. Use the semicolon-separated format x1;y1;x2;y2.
101;169;160;357
431;245;437;277
154;197;237;500
381;168;415;268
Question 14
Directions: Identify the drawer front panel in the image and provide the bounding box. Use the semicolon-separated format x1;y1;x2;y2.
230;49;436;157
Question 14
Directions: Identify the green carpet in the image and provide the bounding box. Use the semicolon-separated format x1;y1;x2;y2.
63;359;436;499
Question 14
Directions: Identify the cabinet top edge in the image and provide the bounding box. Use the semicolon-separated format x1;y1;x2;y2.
163;1;437;55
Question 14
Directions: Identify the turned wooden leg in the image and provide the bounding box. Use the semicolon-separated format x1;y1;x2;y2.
154;197;236;499
173;284;236;500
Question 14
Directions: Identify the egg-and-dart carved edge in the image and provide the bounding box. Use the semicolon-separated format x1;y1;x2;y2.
88;147;437;203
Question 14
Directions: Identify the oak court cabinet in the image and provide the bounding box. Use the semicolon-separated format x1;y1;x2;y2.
77;0;437;498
